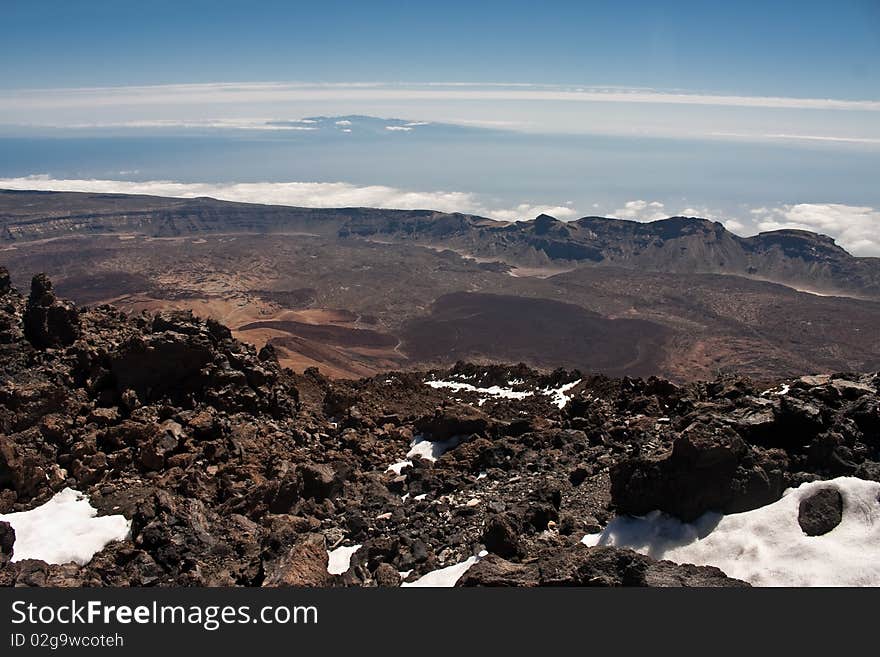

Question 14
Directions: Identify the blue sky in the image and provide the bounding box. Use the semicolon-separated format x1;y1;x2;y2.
1;1;879;254
3;0;878;98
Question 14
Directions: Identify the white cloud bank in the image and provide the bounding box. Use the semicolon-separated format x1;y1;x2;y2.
609;199;880;255
0;175;577;222
613;200;669;221
2;82;878;146
750;203;880;257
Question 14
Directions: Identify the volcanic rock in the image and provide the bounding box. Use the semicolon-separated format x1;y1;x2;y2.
798;487;844;536
458;546;748;587
23;273;80;349
415;404;490;442
482;514;524;559
373;562;402;587
0;520;14;563
262;534;335;587
610;423;787;521
0;273;878;588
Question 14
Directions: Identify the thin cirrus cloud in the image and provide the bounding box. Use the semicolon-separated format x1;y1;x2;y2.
0;175;577;223
4;82;879;111
2;82;879;145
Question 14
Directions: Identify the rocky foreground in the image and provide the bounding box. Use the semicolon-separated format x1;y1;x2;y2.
1;266;878;587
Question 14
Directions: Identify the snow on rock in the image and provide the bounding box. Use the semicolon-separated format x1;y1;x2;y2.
406;435;461;462
762;383;791;396
426;380;533;405
541;379;582;409
581;477;880;587
0;488;131;565
401;551;488;587
386;435;462;474
327;544;362;575
386;460;412;475
425;377;582;408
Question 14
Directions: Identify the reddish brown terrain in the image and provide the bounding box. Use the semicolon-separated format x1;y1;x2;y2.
2;189;880;381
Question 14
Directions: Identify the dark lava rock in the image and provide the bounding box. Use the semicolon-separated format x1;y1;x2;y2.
262;534;335;587
0;520;14;562
854;461;880;482
481;514;524;559
798;487;843;536
23;273;80;349
458;546;748;587
299;462;343;501
0;267;11;295
0;272;878;588
610;423;787;521
415;404;490;441
373;562;402;587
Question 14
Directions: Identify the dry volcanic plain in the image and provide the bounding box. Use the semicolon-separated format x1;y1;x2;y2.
2;189;880;382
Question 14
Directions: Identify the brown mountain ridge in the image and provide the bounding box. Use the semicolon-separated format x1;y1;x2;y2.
2;189;880;381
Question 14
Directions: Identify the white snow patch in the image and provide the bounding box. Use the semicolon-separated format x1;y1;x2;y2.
327;544;362;575
401;557;478;587
414;493;428;501
425;377;581;409
581;477;880;587
385;435;462;474
385;126;412;131
406;435;462;462
0;488;130;565
386;460;412;475
426;379;533;402
540;379;582;409
401;551;487;587
335;120;352;126
762;383;791;396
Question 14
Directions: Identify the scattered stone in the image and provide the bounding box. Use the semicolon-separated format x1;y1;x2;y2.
262;534;335;587
23;274;80;349
798;487;844;536
0;274;877;588
0;520;14;562
374;563;402;587
482;514;524;559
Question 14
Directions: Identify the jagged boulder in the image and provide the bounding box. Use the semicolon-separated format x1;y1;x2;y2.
610;422;788;521
22;274;80;349
481;513;524;559
798;487;843;536
415;404;490;441
262;533;335;587
0;267;11;295
458;546;749;587
0;520;14;564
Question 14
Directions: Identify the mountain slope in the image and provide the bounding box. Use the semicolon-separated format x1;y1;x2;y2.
2;190;878;298
3;189;880;382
